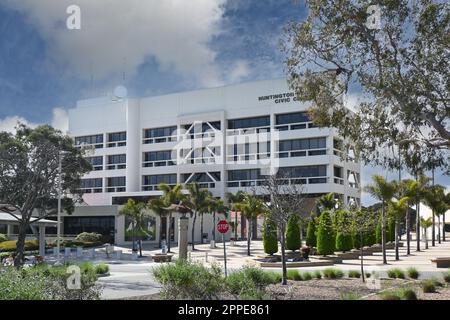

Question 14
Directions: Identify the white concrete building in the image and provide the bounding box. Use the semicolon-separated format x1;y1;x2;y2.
64;78;361;246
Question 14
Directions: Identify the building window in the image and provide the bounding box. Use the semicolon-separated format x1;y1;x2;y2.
107;132;126;147
278;165;327;184
275;112;316;130
143;126;177;144
107;154;126;170
80;178;103;193
227;169;266;187
277;137;327;158
64;216;115;242
107;176;126;192
227;142;270;162
228;116;270;130
182;172;220;189
143;150;175;167
74;134;103;149
85;156;103;171
180;147;220;164
183;121;220;133
142;174;177;191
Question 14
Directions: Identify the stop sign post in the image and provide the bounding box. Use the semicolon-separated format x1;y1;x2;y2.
217;220;229;277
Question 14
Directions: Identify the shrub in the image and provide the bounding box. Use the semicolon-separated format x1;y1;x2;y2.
95;264;109;275
75;232;103;243
316;211;335;255
264;271;282;284
0;240;39;252
336;232;353;252
323;268;344;279
226;267;278;299
262;217;278;256
443;270;450;283
305;218;317;247
287;270;302;281
400;288;418;300
0;234;7;243
407;267;420;280
387;268;405;279
302;272;312;280
421;280;436;293
375;217;382;245
348;270;361;278
380;290;401;300
365;272;371;278
286;215;301;252
153;259;223;300
314;270;322;279
340;292;360;300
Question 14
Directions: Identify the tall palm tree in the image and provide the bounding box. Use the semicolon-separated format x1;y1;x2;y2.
208;197;228;243
420;217;433;249
443;192;450;242
423;184;446;246
226;191;245;241
236;193;267;256
412;173;431;251
148;197;167;248
185;182;210;251
316;192;337;213
364;175;395;264
387;196;409;260
403;179;419;254
158;183;185;253
119;199;149;257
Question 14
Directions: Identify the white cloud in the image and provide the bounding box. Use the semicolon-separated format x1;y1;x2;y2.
2;0;226;86
0;108;68;133
227;60;250;83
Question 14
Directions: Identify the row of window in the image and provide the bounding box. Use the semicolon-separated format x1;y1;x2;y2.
75;112;315;147
85;154;127;171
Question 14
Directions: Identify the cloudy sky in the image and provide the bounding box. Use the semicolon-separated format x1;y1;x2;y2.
0;0;448;205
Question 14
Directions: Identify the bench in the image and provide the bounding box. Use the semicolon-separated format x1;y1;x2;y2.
431;257;450;268
152;254;173;263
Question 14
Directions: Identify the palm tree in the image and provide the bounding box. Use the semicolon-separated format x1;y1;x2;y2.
365;175;395;264
226;191;245;241
208;197;228;243
119;199;149;257
420;217;433;249
443;192;450;242
147;197;167;248
316;192;337;213
423;185;445;246
387;196;409;260
236;193;267;256
158;183;185;252
412;173;431;251
185;182;210;251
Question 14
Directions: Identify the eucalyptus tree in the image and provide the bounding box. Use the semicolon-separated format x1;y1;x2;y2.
226;191;246;241
0;124;91;267
387;196;409;260
119;199;149;257
281;0;450;175
365;175;395;264
157;183;185;252
185;182;210;250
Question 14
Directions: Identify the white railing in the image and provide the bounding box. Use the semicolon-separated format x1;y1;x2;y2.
226;125;271;136
349;182;360;188
143;160;175;167
143;135;177;144
142;184;176;191
276;148;327;158
274;121;317;131
226;152;270;163
107;141;126;148
79;187;103;194
106;186;126;193
334;177;344;185
183;182;216;189
179;157;218;165
106;164;126;170
181;131;217;140
227;176;329;188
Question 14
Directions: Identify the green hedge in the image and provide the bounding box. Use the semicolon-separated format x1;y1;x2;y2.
0;240;39;252
317;211;335;255
286;215;301;252
0;234;7;243
306;218;317;247
262;217;278;255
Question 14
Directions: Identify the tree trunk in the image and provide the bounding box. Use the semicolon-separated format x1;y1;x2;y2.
381;201;387;264
14;222;28;267
360;232;365;283
406;207;410;255
167;212;172;253
438;215;441;244
247;218;251;256
234;212;238;241
395;221;399;261
191;212;197;251
432;209;436;247
280;231;287;285
424;227;429;249
200;213;204;244
416;202;421;251
442;212;445;242
132;221;137;252
139;239;143;257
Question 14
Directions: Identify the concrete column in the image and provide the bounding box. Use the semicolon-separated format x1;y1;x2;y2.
39;225;46;257
6;224;13;237
126;99;141;192
178;217;189;259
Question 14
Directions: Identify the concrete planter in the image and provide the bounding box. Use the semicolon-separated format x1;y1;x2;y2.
334;251;360;259
309;255;343;264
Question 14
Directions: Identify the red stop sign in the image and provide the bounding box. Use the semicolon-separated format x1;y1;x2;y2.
217;220;229;234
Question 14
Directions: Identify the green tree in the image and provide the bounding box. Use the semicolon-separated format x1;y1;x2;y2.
365;175;395;264
305;216;317;247
316;210;335;256
334;210;353;252
423;184;447;245
226;191;246;241
119;199;149;257
185;183;210;251
282;1;449;174
420;217;433;250
148;197;167;248
286;215;301;252
158;183;185;252
263;215;278;256
388;196;410;260
316;193;337;213
0;124;91;267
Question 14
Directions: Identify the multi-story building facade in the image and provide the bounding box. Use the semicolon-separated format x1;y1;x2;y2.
65;78;361;246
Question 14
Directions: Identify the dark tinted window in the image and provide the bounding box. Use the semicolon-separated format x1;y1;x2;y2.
108;176;126;187
75;134;103;146
278;165;327;178
279;137;326;151
228;169;266;181
80;178;102;189
228;116;270;129
144;126;177;138
276;112;310;125
108;132;126;142
144;151;173;162
142;174;177;186
108;154;126;164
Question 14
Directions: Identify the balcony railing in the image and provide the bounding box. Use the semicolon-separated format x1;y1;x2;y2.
276;148;327;158
106;164;126;170
107;141;126;148
349;182;360;188
142;184;176;191
79;187;103;194
226;126;271;136
181;131;217;140
226;152;270;163
334;177;344;185
143;160;176;168
106;186;126;193
143;135;177;144
179;157;218;165
275;121;317;131
226;176;329;188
